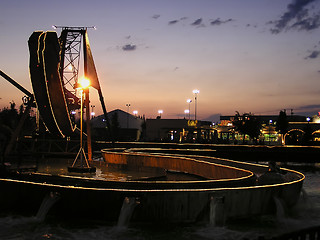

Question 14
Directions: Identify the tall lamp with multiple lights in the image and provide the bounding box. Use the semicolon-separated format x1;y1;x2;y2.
193;89;199;120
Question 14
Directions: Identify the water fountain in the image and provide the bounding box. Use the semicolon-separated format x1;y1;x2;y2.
0;27;305;225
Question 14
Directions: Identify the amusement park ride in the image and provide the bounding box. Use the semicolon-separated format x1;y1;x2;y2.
1;26;110;172
0;27;306;228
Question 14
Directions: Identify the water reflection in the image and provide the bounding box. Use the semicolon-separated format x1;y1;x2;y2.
36;158;166;181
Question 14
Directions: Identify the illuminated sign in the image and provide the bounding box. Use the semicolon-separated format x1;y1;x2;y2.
188;120;198;127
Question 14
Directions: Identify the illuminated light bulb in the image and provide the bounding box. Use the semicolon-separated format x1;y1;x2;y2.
78;78;90;89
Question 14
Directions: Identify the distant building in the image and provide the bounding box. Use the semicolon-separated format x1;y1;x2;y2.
145;118;215;142
91;109;144;141
219;114;320;145
220;115;307;127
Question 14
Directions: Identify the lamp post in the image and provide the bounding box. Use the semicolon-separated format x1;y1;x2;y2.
133;110;138;117
69;77;95;173
158;110;163;118
126;103;131;113
187;99;192;120
126;103;130;128
91;105;95;119
269;119;272;145
184;109;189;119
193;89;199;120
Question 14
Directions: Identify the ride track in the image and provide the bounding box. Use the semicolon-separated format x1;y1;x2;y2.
29;31;76;137
27;27;109;139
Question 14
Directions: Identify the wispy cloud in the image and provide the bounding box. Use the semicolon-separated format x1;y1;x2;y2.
210;18;233;26
299;104;320;110
168;20;179;25
270;0;320;34
305;50;320;59
152;14;160;20
122;44;136;51
191;18;203;26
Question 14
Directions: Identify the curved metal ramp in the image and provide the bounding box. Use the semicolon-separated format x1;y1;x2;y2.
28;31;76;137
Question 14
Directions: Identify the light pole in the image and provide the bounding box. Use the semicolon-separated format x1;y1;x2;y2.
126;103;130;128
69;77;95;172
126;103;131;113
91;105;95;119
187;99;192;120
184;109;189;119
133;110;138;117
269;119;272;145
158;110;163;118
193;89;199;120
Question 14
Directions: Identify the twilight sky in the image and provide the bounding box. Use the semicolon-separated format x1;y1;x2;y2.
1;0;320;121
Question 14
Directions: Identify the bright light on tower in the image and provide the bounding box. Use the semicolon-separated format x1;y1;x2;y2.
68;65;73;71
80;78;90;89
75;77;90;89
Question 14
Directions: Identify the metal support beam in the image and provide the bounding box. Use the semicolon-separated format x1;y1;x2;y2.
0;70;33;97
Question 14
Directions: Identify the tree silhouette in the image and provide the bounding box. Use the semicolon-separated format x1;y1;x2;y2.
233;111;262;143
276;110;289;134
276;110;289;145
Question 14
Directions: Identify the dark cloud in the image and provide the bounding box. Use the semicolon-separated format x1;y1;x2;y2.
210;18;233;26
191;18;202;26
122;44;136;51
270;0;320;33
305;50;320;59
291;14;320;30
168;20;179;25
298;104;320;110
152;14;160;19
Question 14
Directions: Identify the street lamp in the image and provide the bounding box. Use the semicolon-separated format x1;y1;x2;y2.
193;89;199;120
91;105;95;119
187;99;192;120
133;110;138;117
184;109;189;119
126;103;131;112
269;119;272;145
158;110;163;118
126;103;131;128
69;77;95;173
